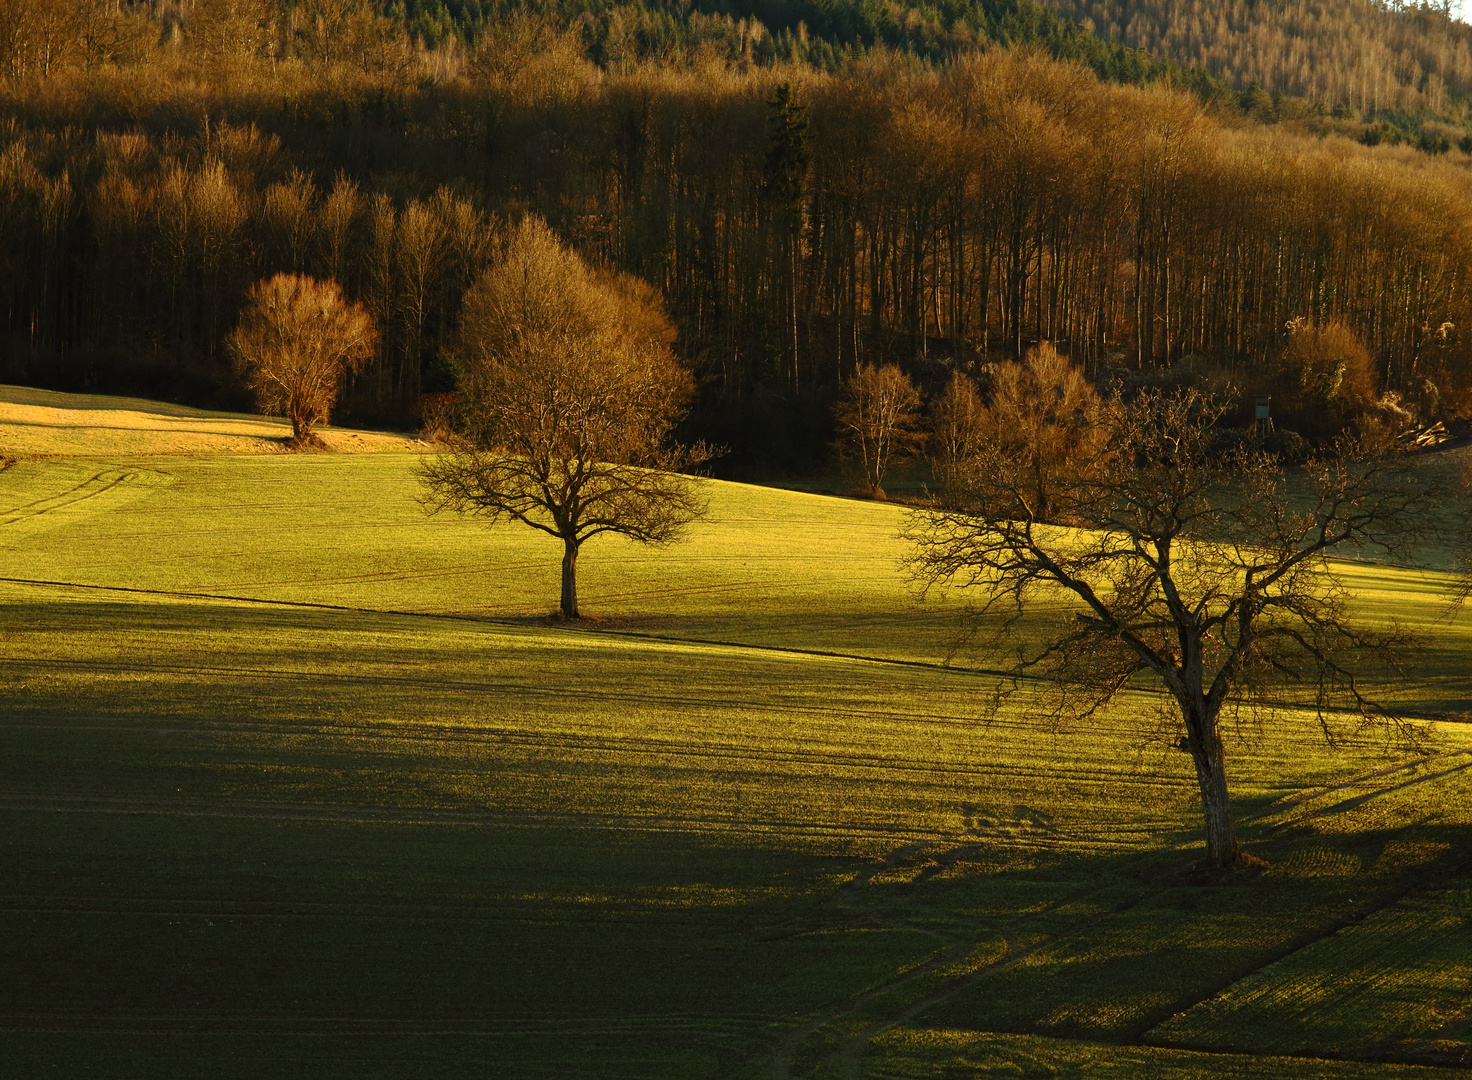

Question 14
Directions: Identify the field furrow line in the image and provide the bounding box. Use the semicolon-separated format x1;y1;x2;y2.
761;751;1472;1079
0;470;137;525
1139;845;1472;1058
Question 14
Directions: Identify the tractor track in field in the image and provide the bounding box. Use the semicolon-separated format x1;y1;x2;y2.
0;789;976;844
0;789;1157;852
759;832;1189;1080
1255;751;1472;834
0;892;802;927
1140;846;1472;1070
0;574;1008;677
0;658;1137;748
0;469;143;526
0;721;1192;799
755;750;1472;1080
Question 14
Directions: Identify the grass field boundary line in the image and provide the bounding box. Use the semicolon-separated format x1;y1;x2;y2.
4;576;1460;729
13;576;1456;734
0;574;1023;681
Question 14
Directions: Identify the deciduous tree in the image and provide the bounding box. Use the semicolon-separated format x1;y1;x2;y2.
834;363;922;498
970;344;1104;521
928;370;986;496
419;217;706;619
228;273;377;448
910;387;1458;871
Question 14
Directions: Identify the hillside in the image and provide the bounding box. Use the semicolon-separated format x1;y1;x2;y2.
0;385;426;458
400;0;1472;139
1041;0;1472;118
1;395;1469;1076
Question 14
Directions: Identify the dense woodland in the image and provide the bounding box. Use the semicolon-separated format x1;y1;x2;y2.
1041;0;1472;119
2;0;1471;471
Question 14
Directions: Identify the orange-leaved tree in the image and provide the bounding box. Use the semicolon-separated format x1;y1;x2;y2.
228;273;377;449
419;216;706;619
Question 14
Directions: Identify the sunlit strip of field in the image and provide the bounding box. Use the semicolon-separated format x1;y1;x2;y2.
0;385;427;457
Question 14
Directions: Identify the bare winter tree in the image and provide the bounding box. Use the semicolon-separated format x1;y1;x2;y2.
228;273;377;448
910;387;1459;871
419;216;706;619
834;363;922;498
928;371;986;496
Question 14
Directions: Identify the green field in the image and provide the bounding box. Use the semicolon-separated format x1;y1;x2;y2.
2;392;1471;1078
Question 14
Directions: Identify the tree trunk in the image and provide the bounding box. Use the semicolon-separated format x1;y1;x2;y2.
1190;732;1239;869
560;539;580;619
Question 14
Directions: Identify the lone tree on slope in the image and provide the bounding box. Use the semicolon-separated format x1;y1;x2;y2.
419;216;706;619
229;273;376;449
910;382;1462;871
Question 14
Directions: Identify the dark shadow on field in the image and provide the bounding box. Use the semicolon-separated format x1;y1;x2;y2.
895;821;1472;1049
5;594;1471;1077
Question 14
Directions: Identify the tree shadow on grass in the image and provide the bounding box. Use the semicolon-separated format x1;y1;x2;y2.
5;594;1470;1077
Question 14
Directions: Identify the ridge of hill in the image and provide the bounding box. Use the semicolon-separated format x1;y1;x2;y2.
1040;0;1472;116
399;0;1472;145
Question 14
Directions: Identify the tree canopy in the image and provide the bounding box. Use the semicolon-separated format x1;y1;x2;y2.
420;216;706;618
227;273;377;447
1;7;1471;473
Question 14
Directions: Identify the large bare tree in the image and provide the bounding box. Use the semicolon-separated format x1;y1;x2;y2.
419;217;706;619
910;386;1460;870
228;273;377;448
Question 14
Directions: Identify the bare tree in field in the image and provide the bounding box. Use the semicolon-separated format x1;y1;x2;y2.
419;217;706;619
834;363;922;499
911;387;1458;871
229;273;377;449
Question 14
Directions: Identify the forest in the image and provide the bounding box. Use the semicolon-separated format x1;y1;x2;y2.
1040;0;1472;120
2;0;1471;471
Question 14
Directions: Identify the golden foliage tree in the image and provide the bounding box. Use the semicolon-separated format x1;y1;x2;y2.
228;274;377;448
419;217;706;619
928;370;986;497
1278;318;1378;421
971;344;1104;522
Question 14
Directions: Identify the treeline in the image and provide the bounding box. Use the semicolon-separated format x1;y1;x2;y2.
1;11;1471;471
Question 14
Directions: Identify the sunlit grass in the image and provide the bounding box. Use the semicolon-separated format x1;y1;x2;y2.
1;406;1470;1078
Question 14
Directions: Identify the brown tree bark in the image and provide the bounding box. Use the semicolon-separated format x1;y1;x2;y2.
561;538;579;619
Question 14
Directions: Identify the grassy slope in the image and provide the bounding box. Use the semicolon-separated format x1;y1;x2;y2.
1;394;1470;1077
0;384;427;457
